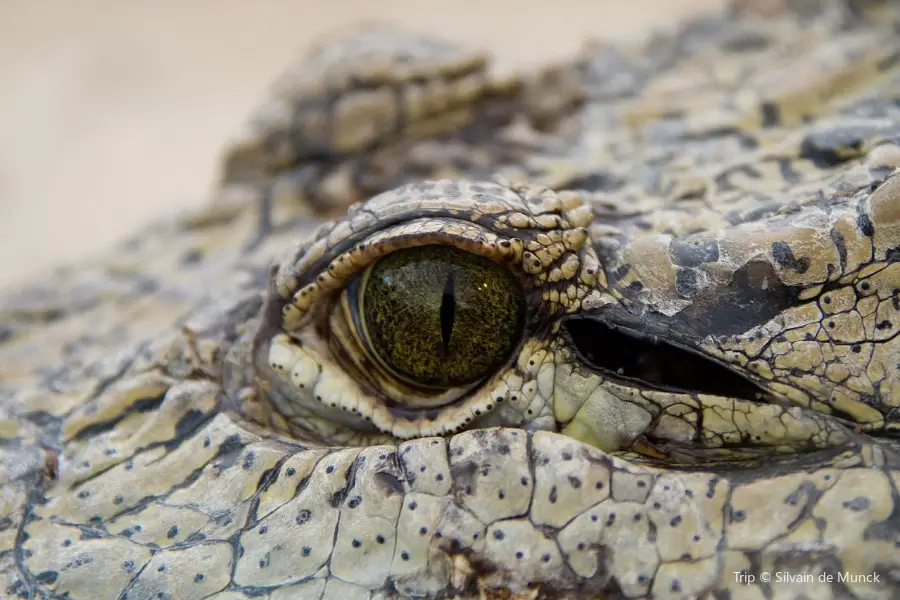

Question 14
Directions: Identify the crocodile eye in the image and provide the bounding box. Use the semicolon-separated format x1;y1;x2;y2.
348;245;525;389
263;185;549;437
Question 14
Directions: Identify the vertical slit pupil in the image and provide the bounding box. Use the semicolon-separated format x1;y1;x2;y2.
440;271;457;356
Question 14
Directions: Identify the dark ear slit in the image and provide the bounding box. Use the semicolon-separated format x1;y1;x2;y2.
561;316;769;401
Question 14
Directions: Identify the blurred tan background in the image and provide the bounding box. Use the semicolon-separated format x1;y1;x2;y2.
0;0;725;290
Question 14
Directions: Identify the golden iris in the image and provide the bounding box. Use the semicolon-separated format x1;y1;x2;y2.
358;245;525;388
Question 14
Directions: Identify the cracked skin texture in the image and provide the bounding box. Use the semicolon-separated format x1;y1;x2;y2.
3;1;900;599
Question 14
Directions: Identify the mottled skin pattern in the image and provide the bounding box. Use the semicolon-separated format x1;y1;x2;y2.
2;1;900;599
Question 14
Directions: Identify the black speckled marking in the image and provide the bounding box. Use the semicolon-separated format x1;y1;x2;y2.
830;227;849;272
760;101;781;127
562;171;625;192
180;248;205;266
670;238;720;268
675;268;702;298
800;129;864;168
771;241;810;274
715;165;762;192
676;260;802;336
857;210;875;237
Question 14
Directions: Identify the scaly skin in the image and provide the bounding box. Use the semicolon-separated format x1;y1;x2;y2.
2;1;900;599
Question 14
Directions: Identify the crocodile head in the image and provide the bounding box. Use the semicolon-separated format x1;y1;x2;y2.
2;2;900;599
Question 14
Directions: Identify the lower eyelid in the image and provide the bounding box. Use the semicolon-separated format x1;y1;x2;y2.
262;332;381;434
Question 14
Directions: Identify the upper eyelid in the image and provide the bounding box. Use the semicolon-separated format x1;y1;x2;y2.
269;178;584;298
271;218;523;333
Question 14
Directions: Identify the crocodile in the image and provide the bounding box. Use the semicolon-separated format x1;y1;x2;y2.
2;1;900;599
